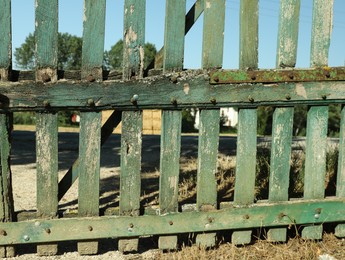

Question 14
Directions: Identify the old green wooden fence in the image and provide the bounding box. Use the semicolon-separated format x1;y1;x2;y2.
0;0;345;257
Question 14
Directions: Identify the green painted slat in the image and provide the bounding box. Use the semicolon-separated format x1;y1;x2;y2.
196;110;219;209
268;0;299;242
202;0;225;69
81;0;106;80
118;111;142;252
35;0;58;255
118;0;145;252
335;105;345;237
239;0;258;70
303;0;333;240
302;105;328;239
232;0;258;245
267;107;294;242
119;111;142;216
36;113;58;219
159;110;181;250
123;0;146;80
1;198;345;245
195;1;224;247
232;108;257;245
195;109;219;247
276;0;300;68
0;0;11;81
310;0;333;68
163;0;186;71
35;0;58;82
78;111;101;255
0;113;15;257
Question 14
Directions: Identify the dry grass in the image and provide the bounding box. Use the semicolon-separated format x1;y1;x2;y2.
154;233;344;259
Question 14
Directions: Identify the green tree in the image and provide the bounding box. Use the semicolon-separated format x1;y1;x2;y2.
105;40;157;70
14;32;82;70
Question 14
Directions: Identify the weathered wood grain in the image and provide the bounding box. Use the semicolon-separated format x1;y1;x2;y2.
35;0;59;255
158;110;181;250
0;0;11;81
303;0;333;240
81;0;106;80
267;0;299;242
232;0;258;245
78;111;101;255
2;198;345;245
0;113;14;258
335;105;345;237
163;0;186;71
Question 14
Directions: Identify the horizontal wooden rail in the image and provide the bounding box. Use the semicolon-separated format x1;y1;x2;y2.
1;198;345;245
0;72;344;111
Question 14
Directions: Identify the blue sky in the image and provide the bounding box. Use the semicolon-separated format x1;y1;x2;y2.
10;0;345;69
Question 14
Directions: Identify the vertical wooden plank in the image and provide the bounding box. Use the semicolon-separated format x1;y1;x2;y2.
267;0;299;242
118;111;142;252
159;110;181;250
232;0;258;245
118;0;145;253
302;0;333;240
0;0;11;80
123;0;145;80
195;0;224;248
163;0;186;71
335;106;345;237
35;0;58;256
77;111;101;255
78;0;106;255
0;1;15;257
81;0;106;80
158;0;185;250
0;114;15;258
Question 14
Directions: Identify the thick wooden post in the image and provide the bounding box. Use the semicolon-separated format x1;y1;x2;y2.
195;0;225;248
302;0;333;240
0;0;15;257
35;0;59;256
118;0;145;253
232;0;258;245
78;0;105;255
267;0;299;242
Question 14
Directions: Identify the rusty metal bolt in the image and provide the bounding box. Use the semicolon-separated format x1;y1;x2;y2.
285;94;291;100
169;220;173;226
324;71;331;78
248;96;254;103
23;235;30;241
131;94;139;104
45;228;51;234
243;214;250;220
87;98;95;106
129;223;134;229
250;74;256;81
43;100;50;107
88;226;93;232
0;229;7;236
213;76;220;83
208;217;213;223
210;97;217;104
171;98;177;106
170;76;178;83
288;73;294;80
41;73;51;83
87;74;95;82
322;94;327;100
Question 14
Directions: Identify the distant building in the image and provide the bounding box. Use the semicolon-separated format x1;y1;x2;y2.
193;108;238;129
